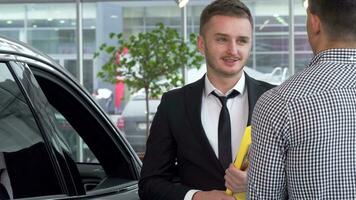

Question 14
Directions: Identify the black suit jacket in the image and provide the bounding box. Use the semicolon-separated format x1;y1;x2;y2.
139;73;275;200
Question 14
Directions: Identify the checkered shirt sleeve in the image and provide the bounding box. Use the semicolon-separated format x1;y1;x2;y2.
248;49;356;199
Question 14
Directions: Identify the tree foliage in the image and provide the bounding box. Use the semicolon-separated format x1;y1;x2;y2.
94;23;204;136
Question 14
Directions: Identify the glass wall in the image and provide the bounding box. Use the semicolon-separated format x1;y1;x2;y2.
294;0;314;73
249;1;290;70
0;3;95;93
0;0;312;90
0;0;312;157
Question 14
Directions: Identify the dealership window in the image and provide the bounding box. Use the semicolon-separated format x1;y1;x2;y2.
0;0;313;157
0;0;312;91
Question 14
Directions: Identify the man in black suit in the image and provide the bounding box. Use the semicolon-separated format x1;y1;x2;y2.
139;0;274;200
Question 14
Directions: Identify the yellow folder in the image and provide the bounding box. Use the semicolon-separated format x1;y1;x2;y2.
226;126;251;200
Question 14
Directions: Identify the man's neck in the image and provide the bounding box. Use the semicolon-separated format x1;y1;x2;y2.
315;39;356;54
206;73;242;94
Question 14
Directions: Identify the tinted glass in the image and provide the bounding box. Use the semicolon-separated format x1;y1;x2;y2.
52;107;99;163
0;62;63;199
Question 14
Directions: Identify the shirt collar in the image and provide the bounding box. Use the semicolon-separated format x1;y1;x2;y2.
308;48;356;68
204;72;245;97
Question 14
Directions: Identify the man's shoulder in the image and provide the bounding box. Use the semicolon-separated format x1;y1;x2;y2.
162;85;185;98
163;77;204;98
255;79;276;90
257;71;308;108
245;74;276;91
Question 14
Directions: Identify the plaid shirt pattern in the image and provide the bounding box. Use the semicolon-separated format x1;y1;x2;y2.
248;49;356;199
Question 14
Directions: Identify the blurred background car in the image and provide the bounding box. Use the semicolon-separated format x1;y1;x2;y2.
117;92;160;157
0;36;140;199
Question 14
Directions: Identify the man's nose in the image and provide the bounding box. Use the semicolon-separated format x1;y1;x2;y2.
227;41;238;55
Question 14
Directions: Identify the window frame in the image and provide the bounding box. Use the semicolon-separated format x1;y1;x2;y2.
2;60;71;198
28;60;141;197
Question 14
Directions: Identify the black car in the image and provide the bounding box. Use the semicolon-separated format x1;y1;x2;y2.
0;36;141;199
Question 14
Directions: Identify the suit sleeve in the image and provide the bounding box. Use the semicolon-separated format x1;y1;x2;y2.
138;93;191;200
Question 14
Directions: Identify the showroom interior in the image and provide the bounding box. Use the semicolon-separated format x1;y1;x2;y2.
0;0;311;157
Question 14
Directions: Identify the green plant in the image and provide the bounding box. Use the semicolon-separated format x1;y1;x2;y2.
94;23;204;136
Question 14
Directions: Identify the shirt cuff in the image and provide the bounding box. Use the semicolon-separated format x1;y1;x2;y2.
184;189;200;200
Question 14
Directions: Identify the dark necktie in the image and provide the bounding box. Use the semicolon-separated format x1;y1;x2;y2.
211;90;240;170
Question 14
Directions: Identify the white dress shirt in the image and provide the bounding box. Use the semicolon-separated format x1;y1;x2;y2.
184;73;249;200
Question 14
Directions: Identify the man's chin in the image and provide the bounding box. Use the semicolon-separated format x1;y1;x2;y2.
220;70;242;78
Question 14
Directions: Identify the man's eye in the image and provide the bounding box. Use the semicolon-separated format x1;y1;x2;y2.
217;38;227;42
238;39;249;44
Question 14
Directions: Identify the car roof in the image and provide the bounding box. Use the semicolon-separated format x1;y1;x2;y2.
0;36;64;72
0;36;82;89
0;35;96;114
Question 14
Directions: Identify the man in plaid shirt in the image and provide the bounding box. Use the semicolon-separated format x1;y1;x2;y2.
248;0;356;199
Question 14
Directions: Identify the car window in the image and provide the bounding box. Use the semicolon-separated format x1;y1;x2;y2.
52;107;99;164
31;63;139;195
0;36;140;199
10;61;86;196
0;62;63;199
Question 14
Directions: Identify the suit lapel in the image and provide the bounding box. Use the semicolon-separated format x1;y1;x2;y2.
245;72;264;126
184;75;224;172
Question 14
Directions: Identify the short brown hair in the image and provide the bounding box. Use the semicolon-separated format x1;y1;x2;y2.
309;0;356;41
199;0;253;35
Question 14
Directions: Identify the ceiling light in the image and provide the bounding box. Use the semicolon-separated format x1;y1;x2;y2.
175;0;189;8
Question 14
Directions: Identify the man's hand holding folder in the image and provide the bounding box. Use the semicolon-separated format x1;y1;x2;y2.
225;126;251;200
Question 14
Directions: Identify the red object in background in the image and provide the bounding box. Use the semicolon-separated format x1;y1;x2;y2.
115;81;125;109
117;116;125;130
115;47;128;65
115;51;121;65
122;47;129;55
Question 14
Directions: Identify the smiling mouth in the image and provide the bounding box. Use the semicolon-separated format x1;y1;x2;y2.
222;57;240;63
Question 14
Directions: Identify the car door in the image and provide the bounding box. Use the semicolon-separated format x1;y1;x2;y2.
0;57;141;199
0;61;69;199
26;59;142;199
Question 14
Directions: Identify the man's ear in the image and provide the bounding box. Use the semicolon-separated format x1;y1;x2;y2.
309;12;321;36
197;35;205;55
